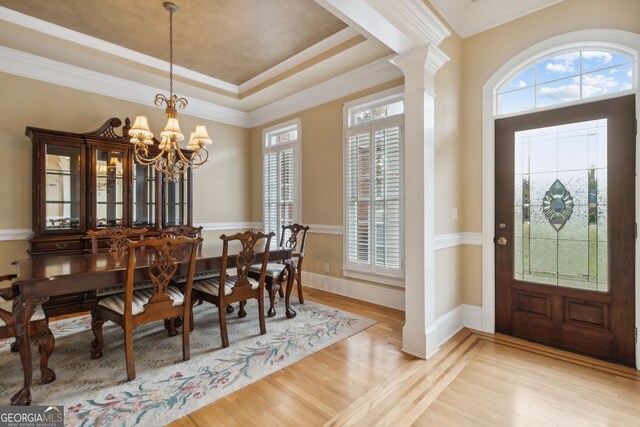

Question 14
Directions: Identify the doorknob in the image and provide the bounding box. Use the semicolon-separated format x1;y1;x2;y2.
497;237;508;246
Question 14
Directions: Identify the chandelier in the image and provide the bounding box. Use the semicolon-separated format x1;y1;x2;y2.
129;2;211;182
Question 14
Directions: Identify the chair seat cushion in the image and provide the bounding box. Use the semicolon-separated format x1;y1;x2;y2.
98;286;184;316
192;275;258;296
97;280;154;297
249;263;287;278
172;270;220;284
0;300;46;327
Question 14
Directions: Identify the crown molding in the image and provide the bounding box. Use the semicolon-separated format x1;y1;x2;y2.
239;27;360;93
368;0;450;46
0;46;251;128
0;6;239;94
249;55;402;127
429;0;563;38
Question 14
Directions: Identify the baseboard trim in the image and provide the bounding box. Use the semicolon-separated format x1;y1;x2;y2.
434;304;482;348
302;271;405;310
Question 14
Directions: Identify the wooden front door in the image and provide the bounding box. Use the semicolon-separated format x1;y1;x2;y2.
495;95;636;366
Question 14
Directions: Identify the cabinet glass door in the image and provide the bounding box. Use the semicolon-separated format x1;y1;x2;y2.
164;174;189;226
45;144;82;230
95;149;124;228
132;163;156;227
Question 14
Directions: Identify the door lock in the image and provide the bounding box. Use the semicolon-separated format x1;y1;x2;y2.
497;237;508;246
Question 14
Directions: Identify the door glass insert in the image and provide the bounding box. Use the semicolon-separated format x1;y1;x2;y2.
96;149;124;228
132;163;156;227
514;119;608;291
45;144;81;230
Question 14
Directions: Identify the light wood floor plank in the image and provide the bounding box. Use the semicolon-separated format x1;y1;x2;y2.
168;287;640;426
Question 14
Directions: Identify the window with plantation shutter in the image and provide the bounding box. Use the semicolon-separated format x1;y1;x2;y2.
344;91;404;285
263;119;300;243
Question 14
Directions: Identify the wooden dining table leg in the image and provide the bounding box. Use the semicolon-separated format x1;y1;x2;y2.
284;260;297;319
10;295;49;406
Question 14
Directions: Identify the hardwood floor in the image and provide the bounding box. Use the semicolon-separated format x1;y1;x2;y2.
168;287;640;426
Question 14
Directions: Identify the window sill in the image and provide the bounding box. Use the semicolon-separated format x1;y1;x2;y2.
343;269;404;288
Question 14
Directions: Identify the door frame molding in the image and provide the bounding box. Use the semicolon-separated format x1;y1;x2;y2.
481;29;640;368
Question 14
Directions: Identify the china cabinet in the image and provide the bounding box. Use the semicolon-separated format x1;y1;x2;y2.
26;117;193;315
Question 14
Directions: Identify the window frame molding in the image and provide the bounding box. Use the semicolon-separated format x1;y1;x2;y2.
262;117;302;242
343;87;405;287
495;42;637;118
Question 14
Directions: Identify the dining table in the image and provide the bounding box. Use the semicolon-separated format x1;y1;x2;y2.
7;241;296;406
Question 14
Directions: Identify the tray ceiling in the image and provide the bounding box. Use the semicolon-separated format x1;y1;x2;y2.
0;0;348;85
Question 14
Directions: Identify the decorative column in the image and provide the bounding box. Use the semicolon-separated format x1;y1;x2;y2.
391;45;449;359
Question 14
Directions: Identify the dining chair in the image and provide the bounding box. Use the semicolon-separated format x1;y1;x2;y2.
248;224;310;317
0;274;56;386
191;230;274;348
158;225;203;239
90;235;201;381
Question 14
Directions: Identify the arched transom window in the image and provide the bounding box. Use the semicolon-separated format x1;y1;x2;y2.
497;48;635;115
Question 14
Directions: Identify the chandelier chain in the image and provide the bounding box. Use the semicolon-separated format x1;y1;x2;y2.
169;7;174;98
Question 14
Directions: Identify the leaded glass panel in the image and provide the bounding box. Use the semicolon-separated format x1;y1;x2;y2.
513;119;608;291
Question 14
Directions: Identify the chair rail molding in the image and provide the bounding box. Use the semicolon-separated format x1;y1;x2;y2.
195;222;262;232
0;229;33;242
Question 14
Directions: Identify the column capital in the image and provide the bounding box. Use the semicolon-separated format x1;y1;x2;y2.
390;45;450;94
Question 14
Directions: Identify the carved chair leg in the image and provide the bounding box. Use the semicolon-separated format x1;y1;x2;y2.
90;314;107;359
258;294;267;336
238;300;247;318
168;317;178;337
124;328;136;381
278;286;285;298
218;305;229;348
189;301;195;332
37;325;56;384
296;271;304;304
10;340;18;353
267;284;277;318
225;304;234;314
182;313;191;361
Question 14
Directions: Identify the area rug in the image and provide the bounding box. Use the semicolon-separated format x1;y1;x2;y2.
0;300;376;426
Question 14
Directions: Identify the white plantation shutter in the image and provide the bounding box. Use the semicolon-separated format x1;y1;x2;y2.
263;152;278;235
347;133;371;264
374;126;401;270
263;120;300;243
344;97;403;282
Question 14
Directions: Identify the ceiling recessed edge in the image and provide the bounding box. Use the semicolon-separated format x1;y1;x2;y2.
249;55;403;127
0;6;241;94
0;45;251;128
368;0;451;46
462;0;564;38
239;27;360;93
428;0;466;37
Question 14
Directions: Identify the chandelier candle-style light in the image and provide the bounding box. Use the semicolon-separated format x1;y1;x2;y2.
129;2;211;182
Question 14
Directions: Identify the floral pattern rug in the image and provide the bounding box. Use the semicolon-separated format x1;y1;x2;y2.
0;299;376;426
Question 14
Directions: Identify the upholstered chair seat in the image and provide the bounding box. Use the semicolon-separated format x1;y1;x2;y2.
193;275;258;297
97;286;185;316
